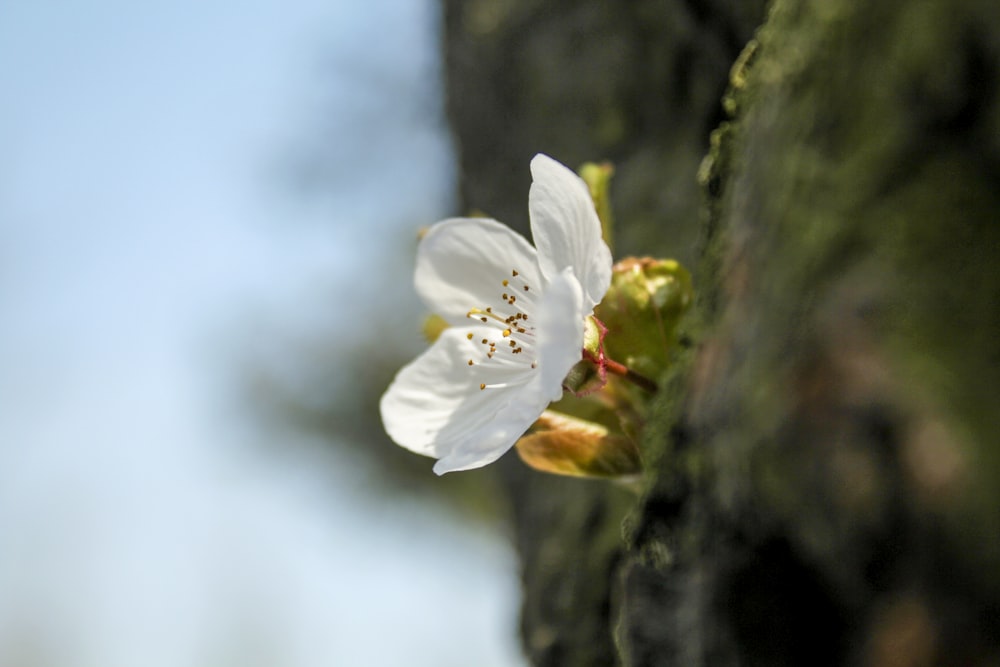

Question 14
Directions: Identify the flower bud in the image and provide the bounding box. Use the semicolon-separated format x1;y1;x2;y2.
595;257;693;379
578;161;615;249
560;316;607;395
516;410;642;478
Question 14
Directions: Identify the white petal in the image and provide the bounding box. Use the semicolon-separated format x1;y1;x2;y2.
414;218;543;325
536;268;585;401
380;326;546;474
431;388;547;474
528;154;613;312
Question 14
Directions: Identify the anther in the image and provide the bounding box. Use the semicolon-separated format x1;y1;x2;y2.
480;383;486;390
468;359;474;366
523;285;529;291
481;338;488;344
512;270;519;277
502;329;512;337
502;280;509;287
466;333;473;340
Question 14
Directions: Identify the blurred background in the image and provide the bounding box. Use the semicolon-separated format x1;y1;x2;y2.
0;1;525;665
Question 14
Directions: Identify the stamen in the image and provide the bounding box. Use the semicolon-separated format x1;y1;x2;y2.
464;271;540;391
468;307;509;326
481;381;512;390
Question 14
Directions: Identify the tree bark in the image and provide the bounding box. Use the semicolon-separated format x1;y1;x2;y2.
442;0;1000;665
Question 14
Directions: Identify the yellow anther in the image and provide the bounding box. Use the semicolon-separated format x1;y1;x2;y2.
502;329;512;337
502;279;509;287
468;359;474;366
480;383;486;390
466;333;473;340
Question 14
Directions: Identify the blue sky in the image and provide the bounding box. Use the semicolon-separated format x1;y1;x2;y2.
0;1;523;665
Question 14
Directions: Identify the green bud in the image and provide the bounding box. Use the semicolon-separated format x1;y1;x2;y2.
516;410;642;478
594;257;693;379
578;161;615;250
561;359;603;395
582;315;604;357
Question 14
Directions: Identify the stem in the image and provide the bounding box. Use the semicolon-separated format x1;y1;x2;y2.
582;349;659;393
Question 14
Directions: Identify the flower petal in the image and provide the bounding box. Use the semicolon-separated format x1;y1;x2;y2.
414;218;542;325
529;154;612;311
536;268;585;401
431;388;547;474
380;326;546;474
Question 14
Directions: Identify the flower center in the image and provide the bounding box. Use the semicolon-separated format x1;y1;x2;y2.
465;268;539;390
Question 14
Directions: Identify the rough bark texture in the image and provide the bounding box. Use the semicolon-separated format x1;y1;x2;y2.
442;0;1000;665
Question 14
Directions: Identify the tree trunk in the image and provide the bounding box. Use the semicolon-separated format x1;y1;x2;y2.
442;0;1000;665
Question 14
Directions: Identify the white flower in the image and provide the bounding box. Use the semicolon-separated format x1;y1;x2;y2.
379;154;613;474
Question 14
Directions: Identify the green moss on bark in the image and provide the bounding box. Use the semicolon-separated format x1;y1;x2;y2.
445;0;1000;664
623;0;1000;664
